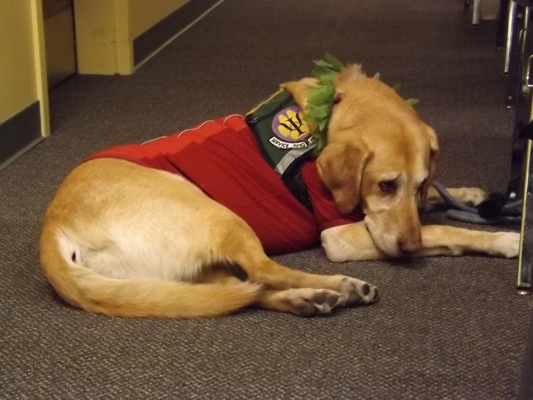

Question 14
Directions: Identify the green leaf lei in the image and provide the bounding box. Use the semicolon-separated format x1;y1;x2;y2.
303;54;419;155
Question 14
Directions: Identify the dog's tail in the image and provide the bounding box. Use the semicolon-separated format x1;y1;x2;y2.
39;224;261;318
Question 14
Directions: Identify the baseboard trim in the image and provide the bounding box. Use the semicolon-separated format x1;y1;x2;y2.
0;102;43;171
133;0;223;68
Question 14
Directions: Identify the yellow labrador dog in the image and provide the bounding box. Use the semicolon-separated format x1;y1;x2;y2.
39;65;519;318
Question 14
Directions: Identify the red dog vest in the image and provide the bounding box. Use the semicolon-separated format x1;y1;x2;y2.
84;115;363;255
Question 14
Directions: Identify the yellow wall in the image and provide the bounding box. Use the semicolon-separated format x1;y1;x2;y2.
0;2;38;122
75;0;188;75
74;0;121;75
131;0;188;39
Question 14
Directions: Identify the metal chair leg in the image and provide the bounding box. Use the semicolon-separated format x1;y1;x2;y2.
497;0;511;48
506;7;530;196
473;0;482;25
506;93;529;198
506;1;518;75
517;138;532;294
517;13;533;291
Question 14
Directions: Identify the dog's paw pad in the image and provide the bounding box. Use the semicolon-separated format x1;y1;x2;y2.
340;278;379;306
291;289;343;317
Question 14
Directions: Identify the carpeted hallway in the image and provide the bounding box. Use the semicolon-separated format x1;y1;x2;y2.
1;0;533;398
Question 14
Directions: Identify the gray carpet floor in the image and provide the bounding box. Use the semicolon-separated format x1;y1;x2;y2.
2;0;533;398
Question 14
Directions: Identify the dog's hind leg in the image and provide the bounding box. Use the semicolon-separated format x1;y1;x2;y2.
196;266;361;316
219;226;379;307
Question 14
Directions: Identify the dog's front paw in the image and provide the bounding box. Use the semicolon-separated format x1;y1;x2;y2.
450;187;488;207
492;231;520;258
339;277;379;306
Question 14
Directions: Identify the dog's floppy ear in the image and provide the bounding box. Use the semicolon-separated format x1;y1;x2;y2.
420;126;439;202
316;141;371;214
280;78;320;113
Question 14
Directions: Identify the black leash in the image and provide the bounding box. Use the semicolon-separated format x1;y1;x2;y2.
431;181;522;225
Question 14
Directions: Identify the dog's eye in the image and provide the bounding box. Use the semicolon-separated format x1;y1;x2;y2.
379;180;397;194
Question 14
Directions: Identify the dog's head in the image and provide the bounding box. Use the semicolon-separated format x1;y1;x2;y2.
282;64;439;256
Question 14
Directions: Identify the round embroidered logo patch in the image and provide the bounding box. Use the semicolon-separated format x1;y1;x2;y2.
271;106;312;144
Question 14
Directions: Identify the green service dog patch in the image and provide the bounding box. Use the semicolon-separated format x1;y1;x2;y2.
246;90;316;177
